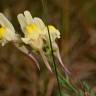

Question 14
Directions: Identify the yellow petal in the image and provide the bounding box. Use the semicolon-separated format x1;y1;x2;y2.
0;27;6;39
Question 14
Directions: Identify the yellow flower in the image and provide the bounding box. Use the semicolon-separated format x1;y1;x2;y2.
0;13;18;46
17;11;46;49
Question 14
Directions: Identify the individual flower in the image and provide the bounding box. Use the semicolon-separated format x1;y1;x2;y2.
45;28;70;74
17;11;46;49
43;23;70;75
0;13;18;46
17;11;52;72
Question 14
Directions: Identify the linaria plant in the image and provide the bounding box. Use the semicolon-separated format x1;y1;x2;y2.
0;10;95;96
17;10;69;74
